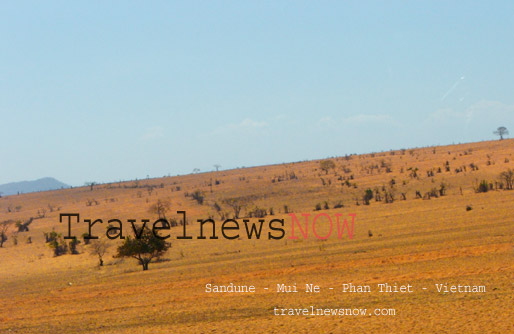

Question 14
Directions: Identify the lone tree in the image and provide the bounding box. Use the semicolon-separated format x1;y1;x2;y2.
89;239;110;266
116;227;170;270
213;164;221;172
494;126;509;140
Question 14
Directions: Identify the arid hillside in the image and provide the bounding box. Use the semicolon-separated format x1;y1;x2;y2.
1;139;513;333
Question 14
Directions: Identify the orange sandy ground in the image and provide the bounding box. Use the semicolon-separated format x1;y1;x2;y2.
1;139;513;333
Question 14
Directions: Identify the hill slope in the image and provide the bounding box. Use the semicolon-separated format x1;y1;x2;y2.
0;139;513;334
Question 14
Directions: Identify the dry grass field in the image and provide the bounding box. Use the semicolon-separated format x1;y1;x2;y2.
1;139;513;333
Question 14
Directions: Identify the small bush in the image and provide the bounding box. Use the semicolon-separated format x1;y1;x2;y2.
191;190;205;205
68;238;80;254
476;180;489;193
363;189;373;205
428;188;439;198
439;182;447;196
44;230;60;243
333;201;344;209
82;232;91;245
48;235;67;256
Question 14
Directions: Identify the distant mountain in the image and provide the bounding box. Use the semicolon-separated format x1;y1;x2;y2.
0;177;69;196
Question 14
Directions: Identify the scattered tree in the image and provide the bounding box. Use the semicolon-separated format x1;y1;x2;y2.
320;160;336;174
85;199;99;206
439;182;447;196
148;199;171;219
493;126;509;140
248;206;267;218
213;202;222;213
47;233;67;256
0;222;9;247
475;180;489;193
363;189;373;205
223;196;252;219
384;190;395;203
68;238;80;254
116;227;170;271
191;190;205;205
16;217;35;232
333;201;344;209
85;182;96;191
407;167;419;179
37;208;46;218
82;232;91;245
89;239;110;266
500;169;514;190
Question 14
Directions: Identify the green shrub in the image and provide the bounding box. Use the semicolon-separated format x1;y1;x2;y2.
476;180;489;193
363;189;373;205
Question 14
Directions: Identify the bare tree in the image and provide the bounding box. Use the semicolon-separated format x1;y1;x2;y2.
223;196;253;219
320;160;336;174
148;199;171;220
494;126;509;140
500;169;514;190
16;217;36;232
213;164;221;172
89;239;110;266
85;182;96;191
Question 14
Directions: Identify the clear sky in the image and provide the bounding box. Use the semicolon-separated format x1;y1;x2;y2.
1;1;513;186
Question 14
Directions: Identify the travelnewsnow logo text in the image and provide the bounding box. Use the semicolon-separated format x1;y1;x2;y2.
59;212;356;241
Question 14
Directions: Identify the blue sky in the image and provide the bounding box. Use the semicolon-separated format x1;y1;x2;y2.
1;1;513;186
